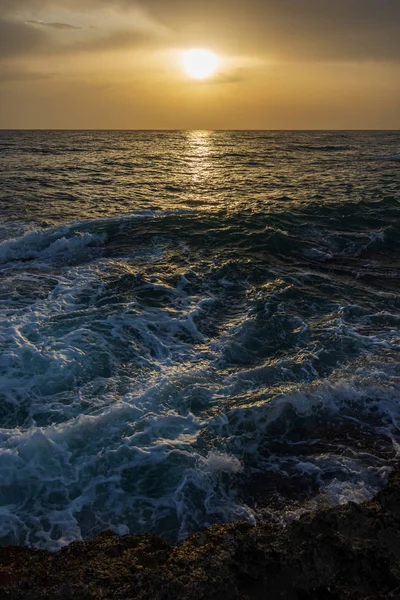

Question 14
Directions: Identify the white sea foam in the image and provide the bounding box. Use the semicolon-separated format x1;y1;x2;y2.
1;275;398;547
201;451;244;474
1;357;398;550
0;194;398;550
0;225;107;264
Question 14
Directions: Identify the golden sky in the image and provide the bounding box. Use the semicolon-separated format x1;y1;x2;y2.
1;0;400;129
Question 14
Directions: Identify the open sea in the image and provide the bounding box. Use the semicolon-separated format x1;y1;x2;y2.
0;130;399;551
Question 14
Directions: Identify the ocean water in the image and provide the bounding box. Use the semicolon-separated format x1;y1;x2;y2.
0;130;399;551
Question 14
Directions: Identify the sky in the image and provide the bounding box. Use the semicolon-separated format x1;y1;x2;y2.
0;0;399;129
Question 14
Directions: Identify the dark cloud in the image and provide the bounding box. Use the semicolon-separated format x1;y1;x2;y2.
0;1;167;61
71;29;165;54
26;20;82;30
0;0;399;63
139;0;400;61
0;18;50;58
251;0;400;61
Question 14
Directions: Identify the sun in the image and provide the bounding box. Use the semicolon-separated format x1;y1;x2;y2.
182;49;220;80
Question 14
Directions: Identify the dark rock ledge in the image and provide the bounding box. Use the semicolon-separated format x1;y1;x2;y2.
2;470;400;600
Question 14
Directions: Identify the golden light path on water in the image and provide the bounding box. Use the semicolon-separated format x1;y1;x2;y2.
187;131;212;185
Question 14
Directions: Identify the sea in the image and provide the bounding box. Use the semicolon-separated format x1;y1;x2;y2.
0;130;399;551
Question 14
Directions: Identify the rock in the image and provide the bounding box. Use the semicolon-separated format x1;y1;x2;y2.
1;470;400;599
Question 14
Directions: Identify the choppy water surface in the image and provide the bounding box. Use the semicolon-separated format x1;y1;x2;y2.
0;130;399;550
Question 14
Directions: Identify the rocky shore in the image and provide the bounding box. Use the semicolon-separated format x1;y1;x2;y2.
1;468;400;600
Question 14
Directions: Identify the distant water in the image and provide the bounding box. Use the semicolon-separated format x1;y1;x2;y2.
0;130;399;550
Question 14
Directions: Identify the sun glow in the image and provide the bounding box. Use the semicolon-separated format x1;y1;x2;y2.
182;49;220;80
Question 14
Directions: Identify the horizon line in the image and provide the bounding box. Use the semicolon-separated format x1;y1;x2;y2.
1;128;399;132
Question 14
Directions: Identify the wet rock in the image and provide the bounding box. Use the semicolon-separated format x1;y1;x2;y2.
1;469;400;599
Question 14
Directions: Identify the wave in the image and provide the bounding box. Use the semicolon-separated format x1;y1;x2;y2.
290;144;352;152
380;153;400;161
0;355;398;550
0;225;107;265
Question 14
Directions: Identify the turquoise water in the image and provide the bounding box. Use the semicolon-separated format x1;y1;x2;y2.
0;130;399;550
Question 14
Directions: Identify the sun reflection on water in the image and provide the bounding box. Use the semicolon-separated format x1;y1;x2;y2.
186;131;213;187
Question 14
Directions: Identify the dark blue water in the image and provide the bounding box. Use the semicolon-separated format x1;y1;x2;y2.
0;130;399;550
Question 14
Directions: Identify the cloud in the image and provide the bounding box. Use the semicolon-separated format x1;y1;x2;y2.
0;18;50;58
0;66;53;83
205;69;248;85
250;0;400;62
139;0;400;62
0;2;168;62
0;0;399;65
26;20;82;30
